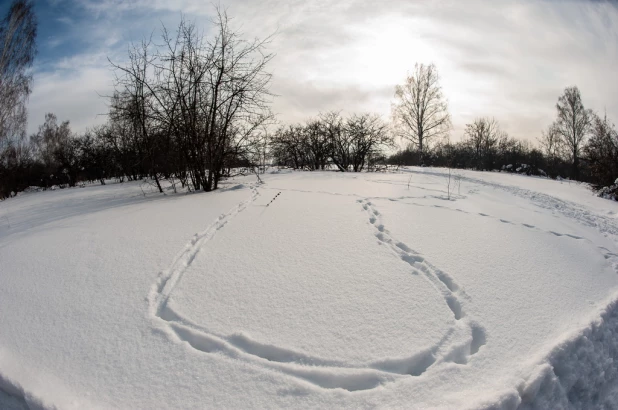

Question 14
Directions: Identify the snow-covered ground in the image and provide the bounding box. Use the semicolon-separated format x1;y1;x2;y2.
2;168;618;409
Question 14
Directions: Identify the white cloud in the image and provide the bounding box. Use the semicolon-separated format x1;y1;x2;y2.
29;0;618;143
27;52;115;134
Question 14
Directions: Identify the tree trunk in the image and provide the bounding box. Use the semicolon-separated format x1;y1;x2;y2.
419;133;424;165
153;172;163;193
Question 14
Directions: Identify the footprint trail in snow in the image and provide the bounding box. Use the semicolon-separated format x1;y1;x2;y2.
146;187;489;392
358;198;487;366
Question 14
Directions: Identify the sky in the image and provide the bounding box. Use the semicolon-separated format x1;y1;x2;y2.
11;0;618;143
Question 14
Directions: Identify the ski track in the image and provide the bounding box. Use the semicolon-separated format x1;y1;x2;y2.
146;184;490;392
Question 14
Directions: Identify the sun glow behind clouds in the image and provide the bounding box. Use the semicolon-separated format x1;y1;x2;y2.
343;15;432;87
26;0;618;142
291;12;501;134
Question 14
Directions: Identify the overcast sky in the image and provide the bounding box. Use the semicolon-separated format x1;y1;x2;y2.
16;0;618;142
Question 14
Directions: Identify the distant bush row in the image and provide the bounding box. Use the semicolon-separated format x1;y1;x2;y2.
1;4;616;199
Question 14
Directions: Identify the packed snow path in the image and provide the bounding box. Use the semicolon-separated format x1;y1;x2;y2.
2;168;618;409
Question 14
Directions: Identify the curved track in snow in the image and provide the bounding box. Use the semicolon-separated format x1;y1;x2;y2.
147;184;492;392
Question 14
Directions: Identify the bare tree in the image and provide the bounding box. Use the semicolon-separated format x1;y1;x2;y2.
446;166;452;200
0;0;36;149
100;96;149;182
28;113;76;186
109;9;274;192
271;124;309;170
303;119;330;171
30;113;71;168
537;122;563;177
271;112;392;173
464;117;501;170
0;135;32;198
109;38;164;192
345;113;392;172
201;10;274;190
226;117;274;177
320;111;348;171
554;86;591;179
392;63;451;164
584;112;618;187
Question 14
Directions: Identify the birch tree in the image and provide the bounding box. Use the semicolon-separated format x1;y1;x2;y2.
392;63;451;164
554;86;591;179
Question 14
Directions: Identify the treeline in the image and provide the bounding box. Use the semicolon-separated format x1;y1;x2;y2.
0;111;394;199
2;3;618;200
388;126;548;175
271;112;393;172
1;10;274;198
0;0;37;198
388;86;618;191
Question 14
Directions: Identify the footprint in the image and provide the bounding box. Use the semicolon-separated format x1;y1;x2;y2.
401;254;424;264
478;213;488;217
445;296;463;320
499;219;512;224
375;232;389;243
470;325;487;355
396;242;412;252
522;223;535;228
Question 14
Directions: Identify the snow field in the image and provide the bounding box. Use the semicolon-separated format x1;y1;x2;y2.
1;168;618;408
